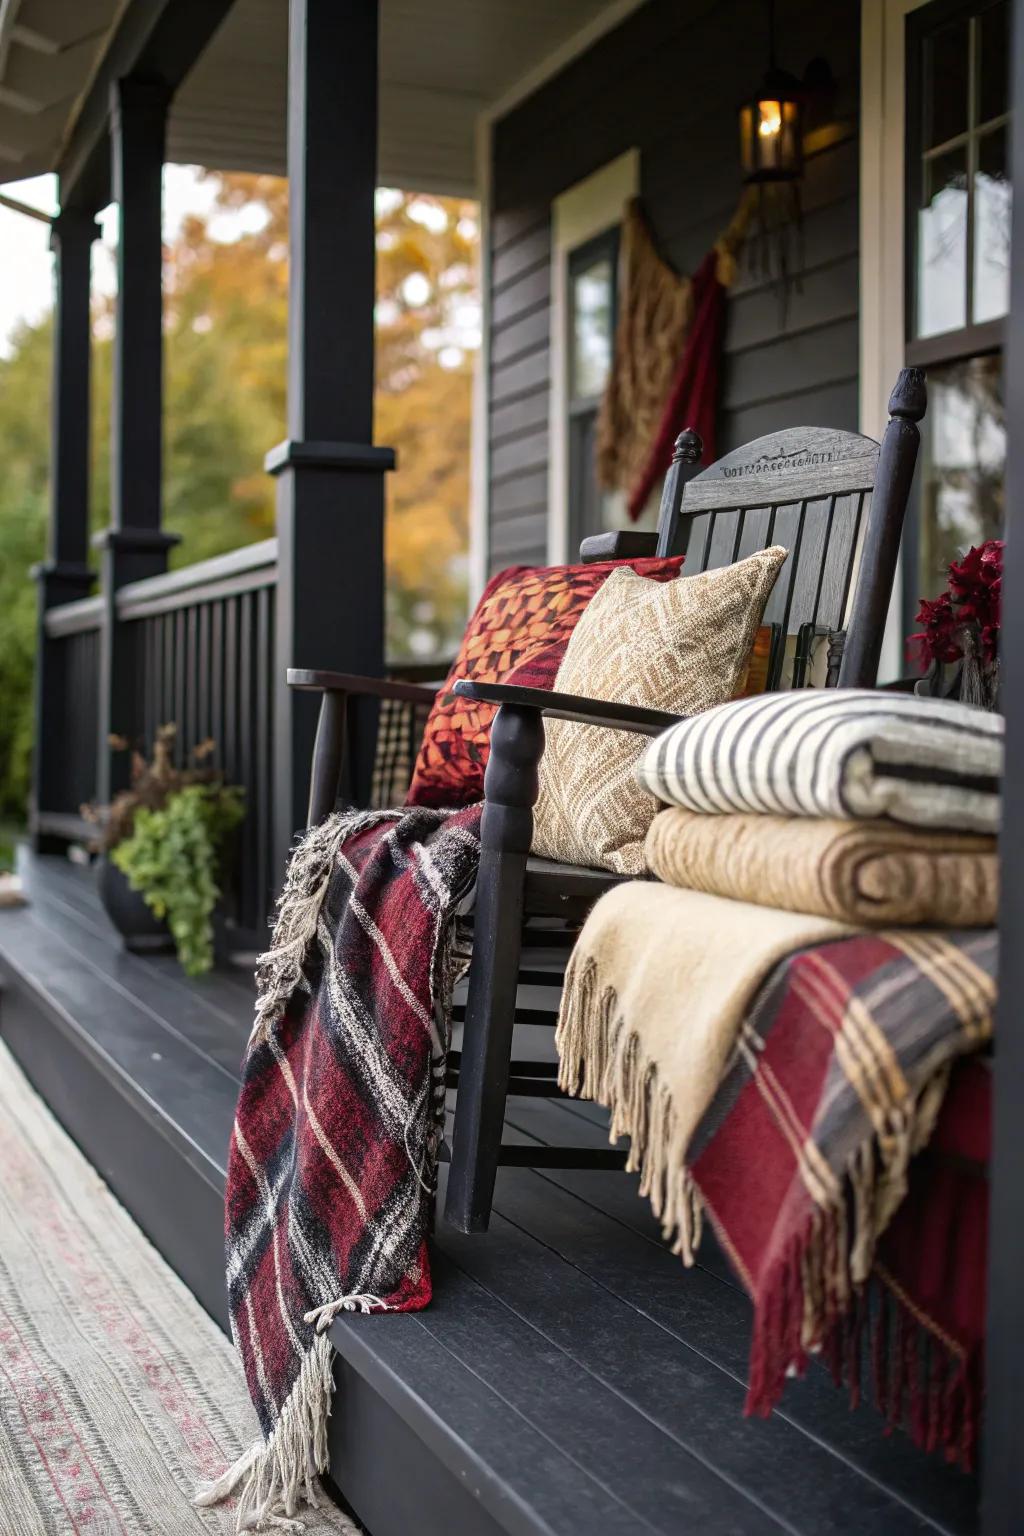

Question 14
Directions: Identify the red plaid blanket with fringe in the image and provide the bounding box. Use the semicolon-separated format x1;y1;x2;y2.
686;928;996;1468
198;805;481;1529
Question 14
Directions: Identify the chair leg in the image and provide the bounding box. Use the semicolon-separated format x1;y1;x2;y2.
445;703;544;1234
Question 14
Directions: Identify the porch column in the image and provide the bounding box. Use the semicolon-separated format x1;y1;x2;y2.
983;2;1024;1528
269;0;393;877
30;207;96;850
94;77;177;802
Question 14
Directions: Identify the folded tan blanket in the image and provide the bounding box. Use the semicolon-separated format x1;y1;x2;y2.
645;809;998;927
556;884;853;1248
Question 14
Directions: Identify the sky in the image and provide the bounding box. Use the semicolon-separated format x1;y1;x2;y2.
0;165;240;358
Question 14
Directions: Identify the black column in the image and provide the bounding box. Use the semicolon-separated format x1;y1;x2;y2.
269;0;393;877
30;207;97;849
982;2;1024;1530
109;77;167;534
94;77;178;803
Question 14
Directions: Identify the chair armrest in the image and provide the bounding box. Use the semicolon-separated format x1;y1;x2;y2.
578;530;660;563
452;679;680;737
287;668;439;705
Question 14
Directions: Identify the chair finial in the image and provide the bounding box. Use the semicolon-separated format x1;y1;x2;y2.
672;428;703;465
888;367;927;423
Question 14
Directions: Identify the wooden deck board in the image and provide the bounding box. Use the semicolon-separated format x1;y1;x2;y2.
22;853;255;1051
497;1098;978;1534
0;850;980;1536
419;1246;786;1534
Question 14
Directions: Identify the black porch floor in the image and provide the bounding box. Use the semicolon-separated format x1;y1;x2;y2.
0;849;981;1536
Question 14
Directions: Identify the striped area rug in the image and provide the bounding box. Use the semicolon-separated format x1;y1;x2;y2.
0;1041;358;1535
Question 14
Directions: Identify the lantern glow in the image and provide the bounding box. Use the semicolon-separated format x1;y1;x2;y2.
758;100;783;137
739;80;802;183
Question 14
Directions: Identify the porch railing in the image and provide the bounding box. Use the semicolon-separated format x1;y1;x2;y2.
42;595;103;836
119;540;279;945
41;541;277;946
38;540;449;952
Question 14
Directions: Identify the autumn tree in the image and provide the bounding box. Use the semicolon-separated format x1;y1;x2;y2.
0;172;478;822
159;173;478;656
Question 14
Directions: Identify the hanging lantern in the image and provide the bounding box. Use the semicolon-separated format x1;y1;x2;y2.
736;0;813;318
738;67;803;184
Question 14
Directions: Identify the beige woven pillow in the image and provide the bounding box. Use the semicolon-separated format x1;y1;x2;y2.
531;546;788;874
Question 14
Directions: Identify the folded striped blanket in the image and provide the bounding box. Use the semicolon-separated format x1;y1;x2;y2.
638;690;1003;833
645;808;999;927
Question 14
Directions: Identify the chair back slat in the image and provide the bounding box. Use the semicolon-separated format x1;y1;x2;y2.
681;510;714;567
703;507;744;571
758;501;804;631
788;495;834;631
815;490;866;631
734;505;774;563
656;423;896;690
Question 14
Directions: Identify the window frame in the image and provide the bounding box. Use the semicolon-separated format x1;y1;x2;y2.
565;223;621;551
567;224;620;413
901;0;1010;642
547;149;639;565
904;0;1009;369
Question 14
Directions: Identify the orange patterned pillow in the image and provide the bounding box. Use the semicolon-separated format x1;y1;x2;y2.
406;557;684;807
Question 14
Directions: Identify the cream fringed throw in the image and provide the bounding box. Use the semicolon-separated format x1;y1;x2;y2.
595;199;693;499
645;809;999;927
555;883;852;1254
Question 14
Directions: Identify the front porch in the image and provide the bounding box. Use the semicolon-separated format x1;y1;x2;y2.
2;0;1024;1530
0;845;981;1536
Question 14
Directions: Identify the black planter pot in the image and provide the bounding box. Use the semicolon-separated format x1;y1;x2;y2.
96;856;175;954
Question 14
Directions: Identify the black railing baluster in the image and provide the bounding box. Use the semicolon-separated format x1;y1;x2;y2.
255;585;272;931
210;601;223;773
197;602;211;747
173;609;186;765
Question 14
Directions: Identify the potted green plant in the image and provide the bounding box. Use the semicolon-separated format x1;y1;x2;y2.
86;725;245;975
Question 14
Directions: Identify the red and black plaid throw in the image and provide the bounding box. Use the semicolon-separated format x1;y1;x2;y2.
686;928;996;1468
198;804;481;1528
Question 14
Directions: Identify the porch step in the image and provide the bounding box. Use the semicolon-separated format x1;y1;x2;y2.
0;851;981;1536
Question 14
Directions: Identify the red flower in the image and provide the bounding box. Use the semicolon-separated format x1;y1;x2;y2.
909;539;1003;668
909;592;960;666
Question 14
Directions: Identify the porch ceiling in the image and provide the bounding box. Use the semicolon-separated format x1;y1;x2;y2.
0;0;625;196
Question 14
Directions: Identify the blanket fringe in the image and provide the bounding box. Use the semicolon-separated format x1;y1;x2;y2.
194;1332;335;1531
556;953;972;1463
303;1293;391;1334
811;1266;980;1469
555;955;703;1262
250;810;397;1049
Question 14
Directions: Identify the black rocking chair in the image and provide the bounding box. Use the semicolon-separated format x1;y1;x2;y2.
289;367;927;1235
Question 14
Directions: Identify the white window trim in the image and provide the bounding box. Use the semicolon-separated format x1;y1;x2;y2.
547;149;639;565
860;0;932;679
860;0;934;437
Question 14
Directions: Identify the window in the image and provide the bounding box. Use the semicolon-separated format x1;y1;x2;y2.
567;226;620;547
549;149;639;563
905;0;1010;620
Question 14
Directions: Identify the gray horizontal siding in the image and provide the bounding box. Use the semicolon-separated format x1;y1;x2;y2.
486;0;861;575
